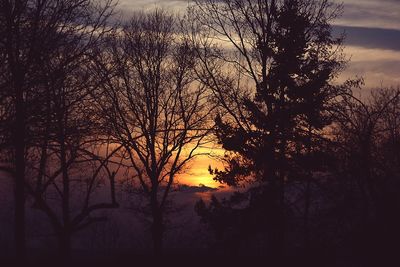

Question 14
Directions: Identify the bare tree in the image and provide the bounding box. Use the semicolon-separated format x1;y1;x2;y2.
0;0;117;260
26;61;121;260
329;86;400;264
333;87;400;221
94;10;213;255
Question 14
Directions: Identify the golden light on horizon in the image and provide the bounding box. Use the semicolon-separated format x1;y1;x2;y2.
177;146;225;188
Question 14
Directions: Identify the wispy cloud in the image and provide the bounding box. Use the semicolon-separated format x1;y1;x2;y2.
331;0;400;88
334;0;400;30
338;46;400;88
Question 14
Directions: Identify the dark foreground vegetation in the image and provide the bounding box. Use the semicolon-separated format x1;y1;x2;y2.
1;0;399;266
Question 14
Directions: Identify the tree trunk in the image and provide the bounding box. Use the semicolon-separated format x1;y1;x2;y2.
304;178;311;243
59;108;71;261
152;215;163;257
59;230;72;263
303;128;312;253
150;194;163;257
14;76;26;261
271;181;285;263
263;165;285;264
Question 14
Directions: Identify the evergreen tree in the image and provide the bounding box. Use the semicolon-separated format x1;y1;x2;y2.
193;0;351;260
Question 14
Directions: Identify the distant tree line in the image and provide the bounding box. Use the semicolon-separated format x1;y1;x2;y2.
0;0;399;265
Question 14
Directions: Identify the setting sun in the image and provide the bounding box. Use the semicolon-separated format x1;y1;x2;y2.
177;146;225;188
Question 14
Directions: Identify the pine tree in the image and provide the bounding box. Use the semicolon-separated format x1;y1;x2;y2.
193;0;350;260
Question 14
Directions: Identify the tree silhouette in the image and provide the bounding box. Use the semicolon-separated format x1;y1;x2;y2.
331;87;400;265
192;0;350;261
95;10;212;256
0;0;399;265
0;0;116;261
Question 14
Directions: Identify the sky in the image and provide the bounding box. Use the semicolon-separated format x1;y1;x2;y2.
333;0;400;88
117;0;400;89
115;0;400;187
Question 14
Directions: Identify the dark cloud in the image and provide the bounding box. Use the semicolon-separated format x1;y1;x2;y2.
178;184;219;193
333;25;400;51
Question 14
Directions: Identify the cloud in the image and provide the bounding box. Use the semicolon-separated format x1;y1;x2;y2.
335;45;400;88
334;0;400;30
178;184;219;193
344;46;400;62
118;0;400;30
341;58;400;88
112;1;400;89
333;25;400;51
118;0;190;11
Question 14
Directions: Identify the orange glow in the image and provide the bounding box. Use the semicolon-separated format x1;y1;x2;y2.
177;146;225;188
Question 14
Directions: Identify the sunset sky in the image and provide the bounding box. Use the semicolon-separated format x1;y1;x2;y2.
117;0;400;188
1;0;399;262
